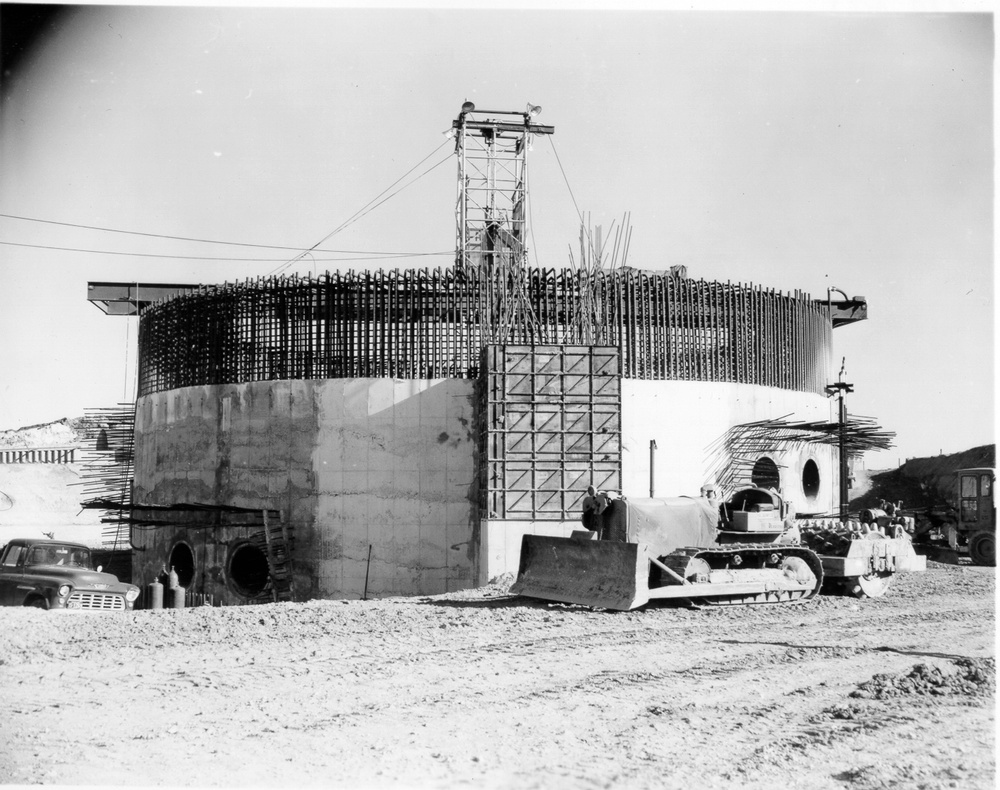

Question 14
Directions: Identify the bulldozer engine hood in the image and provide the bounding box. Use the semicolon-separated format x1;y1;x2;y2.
603;497;720;557
725;487;784;516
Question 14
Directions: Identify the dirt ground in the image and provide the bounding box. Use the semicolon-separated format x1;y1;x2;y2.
0;560;994;790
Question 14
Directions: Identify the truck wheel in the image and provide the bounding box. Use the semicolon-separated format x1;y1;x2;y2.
969;531;996;566
26;597;48;609
843;571;895;599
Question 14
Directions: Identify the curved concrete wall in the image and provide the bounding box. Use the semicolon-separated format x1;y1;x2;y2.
133;379;478;604
133;376;838;600
621;380;838;514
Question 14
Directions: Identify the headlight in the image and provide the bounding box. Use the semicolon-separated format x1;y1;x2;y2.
125;588;140;602
58;585;71;597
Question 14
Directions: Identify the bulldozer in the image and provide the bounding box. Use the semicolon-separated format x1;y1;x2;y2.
511;486;926;611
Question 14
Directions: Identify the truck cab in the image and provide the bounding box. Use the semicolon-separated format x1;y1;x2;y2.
950;468;995;566
0;539;140;610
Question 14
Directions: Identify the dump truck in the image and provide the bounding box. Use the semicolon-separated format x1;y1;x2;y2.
511;486;926;611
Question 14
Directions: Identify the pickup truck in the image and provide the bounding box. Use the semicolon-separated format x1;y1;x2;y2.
0;538;139;610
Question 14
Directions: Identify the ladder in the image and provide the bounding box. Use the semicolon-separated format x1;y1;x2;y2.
249;510;294;603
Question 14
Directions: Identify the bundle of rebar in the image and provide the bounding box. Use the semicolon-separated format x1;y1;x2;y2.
71;405;135;548
706;414;895;495
567;213;632;345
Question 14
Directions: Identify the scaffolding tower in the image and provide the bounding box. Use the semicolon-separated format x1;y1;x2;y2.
452;102;554;275
452;102;554;342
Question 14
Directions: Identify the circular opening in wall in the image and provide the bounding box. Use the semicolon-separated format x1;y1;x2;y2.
751;457;781;490
229;543;270;597
168;542;195;589
802;459;821;499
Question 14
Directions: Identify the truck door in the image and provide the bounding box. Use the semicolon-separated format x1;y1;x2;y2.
0;544;26;606
959;473;980;529
979;472;994;530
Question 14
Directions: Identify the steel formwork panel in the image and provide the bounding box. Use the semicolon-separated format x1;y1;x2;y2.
480;345;622;520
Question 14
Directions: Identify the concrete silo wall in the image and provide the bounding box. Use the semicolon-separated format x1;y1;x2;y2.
133;378;477;603
129;269;847;601
621;380;837;510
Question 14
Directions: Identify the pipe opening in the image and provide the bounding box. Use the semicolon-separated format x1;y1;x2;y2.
802;459;821;499
751;457;780;490
229;543;269;597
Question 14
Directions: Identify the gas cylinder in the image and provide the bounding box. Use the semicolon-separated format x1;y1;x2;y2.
168;566;179;590
146;579;163;610
168;585;186;609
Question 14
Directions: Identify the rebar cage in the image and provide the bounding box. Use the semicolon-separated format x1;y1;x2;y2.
137;267;834;397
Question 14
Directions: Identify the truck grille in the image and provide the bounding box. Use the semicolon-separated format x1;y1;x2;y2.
68;592;126;611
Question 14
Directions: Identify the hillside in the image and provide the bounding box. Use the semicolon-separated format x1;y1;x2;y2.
0;418;105;547
850;444;995;517
0;417;87;448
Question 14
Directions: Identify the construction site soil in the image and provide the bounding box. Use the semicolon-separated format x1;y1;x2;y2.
0;560;994;790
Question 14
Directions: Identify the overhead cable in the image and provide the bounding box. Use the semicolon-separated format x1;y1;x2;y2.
269;149;454;276
546;136;584;226
0;240;450;262
268;140;454;276
0;213;313;251
1;135;455;266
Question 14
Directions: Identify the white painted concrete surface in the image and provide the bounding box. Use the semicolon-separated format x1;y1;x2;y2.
621;380;838;513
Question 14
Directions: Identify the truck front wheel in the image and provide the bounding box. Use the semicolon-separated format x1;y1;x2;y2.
969;531;996;566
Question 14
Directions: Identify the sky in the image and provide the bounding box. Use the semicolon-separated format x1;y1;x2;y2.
0;2;993;469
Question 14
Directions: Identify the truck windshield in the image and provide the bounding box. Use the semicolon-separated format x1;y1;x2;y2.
25;545;92;569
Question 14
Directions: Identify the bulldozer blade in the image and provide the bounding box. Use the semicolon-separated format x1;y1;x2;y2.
511;535;651;611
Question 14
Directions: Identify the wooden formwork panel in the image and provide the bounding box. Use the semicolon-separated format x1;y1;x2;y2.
481;345;622;520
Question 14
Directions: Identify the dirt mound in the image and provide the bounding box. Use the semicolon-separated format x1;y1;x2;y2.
850;657;995;701
483;571;516;593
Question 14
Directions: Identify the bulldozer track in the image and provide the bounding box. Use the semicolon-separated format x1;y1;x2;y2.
655;545;825;606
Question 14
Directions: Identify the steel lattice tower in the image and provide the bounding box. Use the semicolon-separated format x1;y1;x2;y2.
451;102;554;276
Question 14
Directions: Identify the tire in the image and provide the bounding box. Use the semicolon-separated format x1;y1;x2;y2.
969;531;996;567
843;571;895;599
25;596;49;609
